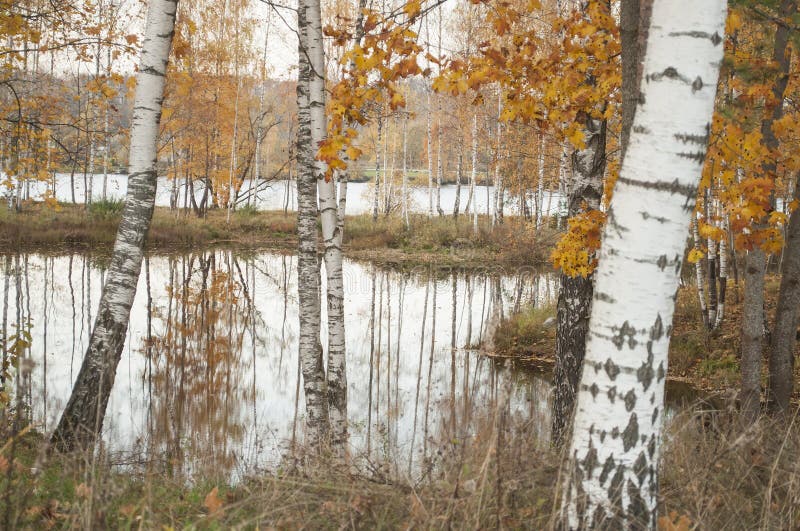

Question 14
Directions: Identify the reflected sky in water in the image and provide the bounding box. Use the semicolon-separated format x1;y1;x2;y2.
1;251;557;479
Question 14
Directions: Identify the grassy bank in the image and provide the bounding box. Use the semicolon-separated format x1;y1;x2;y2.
0;203;557;267
1;409;798;529
490;277;800;402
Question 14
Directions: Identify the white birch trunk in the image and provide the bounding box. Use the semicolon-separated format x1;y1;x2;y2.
715;215;727;328
692;216;709;329
312;0;347;448
426;89;434;217
470;114;478;234
51;0;178;451
435;112;444;217
402;115;409;227
561;1;726;527
296;0;328;446
492;90;503;226
536;133;546;229
372;116;382;221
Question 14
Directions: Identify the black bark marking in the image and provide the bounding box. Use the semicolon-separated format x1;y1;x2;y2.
611;427;620;439
650;66;681;82
691;76;704;92
607;386;617;403
648;435;656;458
650;313;664;341
599;455;615;486
606;207;629;237
600;430;607;443
657;361;666;381
589;383;599;399
657;254;668;271
675;131;709;145
622;413;639;452
669;30;722;46
627;478;650;527
594;361;603;373
605;358;621;379
582;446;599;478
595;291;616;304
617;176;698;197
624;389;637;412
608;465;626;511
611;321;637;350
640;211;669;223
633;124;649;134
677;151;708;164
652;407;659;424
637;350;655;391
633;451;648;485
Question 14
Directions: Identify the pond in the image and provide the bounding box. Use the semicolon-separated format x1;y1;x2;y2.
0;251;702;481
23;174;565;217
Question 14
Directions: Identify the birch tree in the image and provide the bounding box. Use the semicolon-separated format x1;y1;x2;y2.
50;0;179;452
296;0;329;446
313;0;348;449
560;0;726;527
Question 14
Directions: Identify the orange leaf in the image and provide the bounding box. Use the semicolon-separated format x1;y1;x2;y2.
203;487;223;515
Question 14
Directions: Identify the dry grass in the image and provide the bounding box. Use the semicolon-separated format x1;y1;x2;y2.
2;403;799;529
660;408;800;529
0;204;559;267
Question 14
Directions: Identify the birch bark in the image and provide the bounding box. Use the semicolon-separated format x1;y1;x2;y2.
310;0;347;448
560;0;726;527
470;114;478;234
296;0;328;446
51;0;178;451
552;114;605;448
427;90;434;217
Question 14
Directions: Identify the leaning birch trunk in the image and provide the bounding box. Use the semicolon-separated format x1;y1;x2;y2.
551;114;606;447
310;0;347;449
50;0;178;452
560;1;726;527
296;0;328;446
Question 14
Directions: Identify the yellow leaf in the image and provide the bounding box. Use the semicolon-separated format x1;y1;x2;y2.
687;249;704;264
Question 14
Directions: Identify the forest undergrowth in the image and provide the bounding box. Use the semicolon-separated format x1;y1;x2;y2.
493;275;800;406
0;405;798;529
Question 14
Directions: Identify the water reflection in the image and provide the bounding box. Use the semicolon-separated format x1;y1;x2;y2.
2;250;556;479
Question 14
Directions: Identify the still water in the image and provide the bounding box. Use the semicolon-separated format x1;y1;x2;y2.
2;251;560;479
20;174;564;217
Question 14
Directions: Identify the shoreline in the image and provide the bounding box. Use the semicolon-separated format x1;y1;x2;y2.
0;203;558;268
